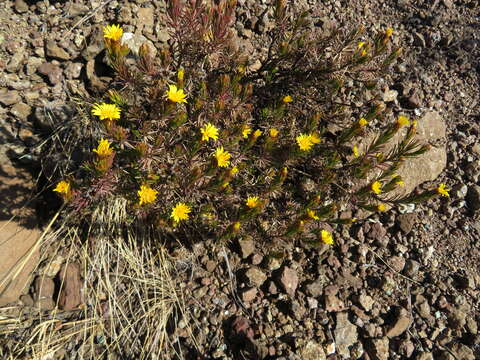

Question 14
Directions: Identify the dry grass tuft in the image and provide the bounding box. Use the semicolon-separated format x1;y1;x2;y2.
1;199;195;359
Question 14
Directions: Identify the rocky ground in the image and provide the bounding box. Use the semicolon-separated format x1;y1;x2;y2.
0;0;479;359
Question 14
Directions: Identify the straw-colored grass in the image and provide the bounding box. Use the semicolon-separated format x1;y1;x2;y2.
0;198;196;359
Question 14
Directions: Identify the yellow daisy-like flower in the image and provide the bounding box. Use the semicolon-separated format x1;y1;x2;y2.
53;180;72;199
177;68;184;81
214;147;231;167
358;117;368;127
320;230;334;245
137;185;158;206
103;24;123;41
357;41;366;49
253;129;262;138
229;166;239;176
246;196;260;209
397;115;410;128
269;129;279;138
91;103;121;121
242;125;252;138
306;209;319;220
296;134;314;151
437;183;450;197
233;221;241;231
377;203;387;212
170;202;191;223
308;133;321;144
385;28;394;37
282;95;293;103
353;145;359;157
200;123;219;142
371;181;382;195
166;84;187;103
360;49;367;57
93;138;113;157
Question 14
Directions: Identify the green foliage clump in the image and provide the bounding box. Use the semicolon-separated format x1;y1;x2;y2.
53;0;448;245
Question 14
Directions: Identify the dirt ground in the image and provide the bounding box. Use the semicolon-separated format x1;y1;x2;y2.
0;0;479;359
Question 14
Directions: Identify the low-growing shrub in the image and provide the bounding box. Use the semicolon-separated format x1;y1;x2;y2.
52;0;449;245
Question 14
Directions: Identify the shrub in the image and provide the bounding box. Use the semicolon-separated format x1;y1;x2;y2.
52;0;449;245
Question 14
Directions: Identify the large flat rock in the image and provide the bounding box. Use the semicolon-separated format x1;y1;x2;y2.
0;157;40;306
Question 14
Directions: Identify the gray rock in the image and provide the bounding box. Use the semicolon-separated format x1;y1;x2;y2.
121;32;157;58
276;266;298;296
358;294;374;312
334;312;358;358
290;300;306;320
398;339;415;358
451;344;475;360
46;40;71;60
10;103;32;120
386;307;411;338
34;276;55;301
404;260;421;277
396;213;416;234
300;341;326;360
37;62;63;85
244;267;267;287
367;337;389;360
6;49;25;72
14;0;29;13
57;263;82;310
389;256;406;273
240;287;257;302
0;90;21;106
237;237;255;258
64;62;83;79
448;308;466;329
305;279;325;297
325;295;344;312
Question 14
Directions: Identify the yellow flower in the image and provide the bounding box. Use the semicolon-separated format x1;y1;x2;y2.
296;134;313;151
103;24;123;41
320;230;334;245
53;180;72;200
253;129;262;138
397;115;410;128
93;138;113;157
357;41;366;49
138;185;158;206
170;202;191;223
214;147;231;167
233;221;241;231
385;28;394;37
377;203;387;212
91;103;121;121
360;49;367;57
306;209;319;220
200;123;219;142
177;68;184;81
229;166;239;176
437;183;450;197
269;129;279;138
393;175;404;187
353;145;359;157
358;117;368;127
242;125;252;138
282;95;293;103
308;133;321;144
166;84;187;103
246;196;260;209
371;181;382;195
